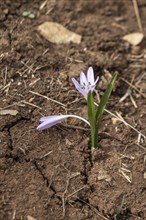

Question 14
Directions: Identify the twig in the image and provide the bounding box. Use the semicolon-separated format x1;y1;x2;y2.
40;150;53;159
75;196;109;220
119;88;131;102
21;61;35;74
62;177;70;217
135;72;146;87
65;186;87;199
116;111;145;139
119;154;135;160
1;81;11;91
135;142;146;151
119;169;132;183
120;77;146;98
0;100;41;110
3;66;8;86
12;210;16;220
40;0;47;10
21;100;42;109
129;94;138;108
132;0;143;33
29;90;66;107
59;123;89;131
0;103;20;110
94;102;146;140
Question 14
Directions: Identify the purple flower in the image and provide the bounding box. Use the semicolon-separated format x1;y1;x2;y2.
72;67;99;97
37;115;90;131
37;116;65;131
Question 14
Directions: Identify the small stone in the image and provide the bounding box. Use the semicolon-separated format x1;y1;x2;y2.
97;169;112;182
27;215;37;220
38;22;81;44
123;32;144;46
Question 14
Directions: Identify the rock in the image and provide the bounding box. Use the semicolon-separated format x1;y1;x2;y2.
97;169;112;182
37;21;81;44
27;215;37;220
0;109;18;116
123;32;144;46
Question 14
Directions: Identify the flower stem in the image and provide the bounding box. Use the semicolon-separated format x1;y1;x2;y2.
64;115;90;126
91;126;98;149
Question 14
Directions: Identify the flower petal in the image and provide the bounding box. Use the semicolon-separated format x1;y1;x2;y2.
94;76;99;85
37;114;90;131
89;84;96;92
72;78;87;96
89;77;99;92
40;116;58;122
80;72;88;86
87;67;94;84
37;115;65;131
71;78;80;89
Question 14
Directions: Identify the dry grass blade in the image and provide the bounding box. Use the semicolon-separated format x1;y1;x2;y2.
119;88;131;102
21;100;42;109
62;177;70;217
94;102;146;140
119;154;135;160
40;150;53;159
65;186;86;199
116;112;145;139
119;169;132;183
29;90;66;107
135;142;146;151
40;0;48;10
132;0;143;33
0;101;41;110
75;196;109;220
1;81;11;91
129;94;138;108
59;123;89;131
120;77;146;98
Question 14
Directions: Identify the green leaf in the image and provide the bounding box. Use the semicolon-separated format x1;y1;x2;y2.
22;11;31;17
87;91;98;149
28;13;35;19
87;91;96;128
95;72;118;127
22;11;35;19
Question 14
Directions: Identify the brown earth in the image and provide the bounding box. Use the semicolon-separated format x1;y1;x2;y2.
0;0;146;220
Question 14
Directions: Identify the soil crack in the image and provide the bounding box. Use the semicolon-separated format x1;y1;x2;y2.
3;117;30;151
33;160;56;194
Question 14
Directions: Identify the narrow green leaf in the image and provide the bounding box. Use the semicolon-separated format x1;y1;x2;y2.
87;91;95;127
95;72;118;126
87;91;98;149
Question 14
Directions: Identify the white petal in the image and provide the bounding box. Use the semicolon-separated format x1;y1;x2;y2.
87;67;94;84
94;76;99;85
72;78;88;97
80;72;88;86
72;78;80;88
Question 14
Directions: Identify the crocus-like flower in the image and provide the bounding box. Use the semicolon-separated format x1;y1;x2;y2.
37;115;90;131
72;67;99;97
